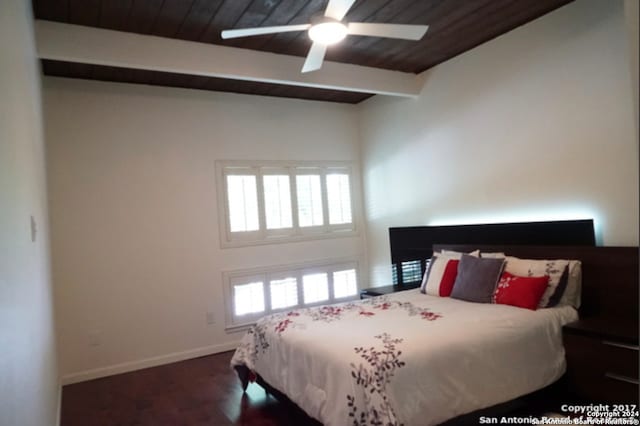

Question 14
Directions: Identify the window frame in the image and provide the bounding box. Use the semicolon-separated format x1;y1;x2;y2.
216;160;359;248
222;258;360;331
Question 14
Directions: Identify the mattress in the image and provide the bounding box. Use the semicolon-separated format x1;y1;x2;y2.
231;289;578;425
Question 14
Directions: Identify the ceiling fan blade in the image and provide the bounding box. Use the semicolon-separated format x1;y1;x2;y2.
347;23;429;40
324;0;356;20
301;42;327;73
221;24;310;39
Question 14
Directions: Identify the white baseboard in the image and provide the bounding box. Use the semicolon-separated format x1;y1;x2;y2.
60;341;241;385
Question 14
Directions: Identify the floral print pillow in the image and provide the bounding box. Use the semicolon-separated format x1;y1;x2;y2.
503;257;570;308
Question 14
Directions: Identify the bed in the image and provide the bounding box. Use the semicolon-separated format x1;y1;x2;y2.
231;288;577;425
230;223;637;425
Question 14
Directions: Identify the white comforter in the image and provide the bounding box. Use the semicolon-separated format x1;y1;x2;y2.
231;290;578;426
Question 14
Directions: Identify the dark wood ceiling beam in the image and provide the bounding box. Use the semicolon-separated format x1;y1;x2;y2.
104;0;168;84
264;81;370;103
41;58;70;76
90;63;120;83
33;0;576;103
67;62;94;79
42;59;369;103
208;78;275;98
36;20;422;97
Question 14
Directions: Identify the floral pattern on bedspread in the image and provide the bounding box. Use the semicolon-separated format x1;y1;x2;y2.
348;333;406;426
230;291;579;426
230;295;442;425
232;296;442;367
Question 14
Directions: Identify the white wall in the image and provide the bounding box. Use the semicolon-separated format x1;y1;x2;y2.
0;1;59;425
43;0;638;384
624;0;639;139
44;78;365;382
359;0;639;286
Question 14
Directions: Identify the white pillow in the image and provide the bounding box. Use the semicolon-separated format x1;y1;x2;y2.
438;249;480;258
421;250;480;295
480;252;506;258
559;260;582;308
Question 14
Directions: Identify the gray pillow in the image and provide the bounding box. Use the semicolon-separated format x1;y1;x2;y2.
450;254;505;303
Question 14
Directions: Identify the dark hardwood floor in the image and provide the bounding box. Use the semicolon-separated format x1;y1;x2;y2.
60;351;320;426
61;349;566;426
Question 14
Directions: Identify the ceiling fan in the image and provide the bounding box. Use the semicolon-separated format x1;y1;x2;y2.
221;0;429;73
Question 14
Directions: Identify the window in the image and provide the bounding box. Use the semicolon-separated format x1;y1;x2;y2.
303;273;329;304
226;175;259;232
269;276;298;310
391;263;398;285
223;259;359;330
233;281;264;315
296;174;323;227
217;161;357;247
392;259;428;285
333;269;357;299
326;173;352;225
401;260;423;283
263;175;292;230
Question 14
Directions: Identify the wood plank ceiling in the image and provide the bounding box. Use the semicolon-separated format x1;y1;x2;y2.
33;0;574;103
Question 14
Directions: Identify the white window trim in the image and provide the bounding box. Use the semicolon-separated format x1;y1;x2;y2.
215;160;360;248
222;257;360;332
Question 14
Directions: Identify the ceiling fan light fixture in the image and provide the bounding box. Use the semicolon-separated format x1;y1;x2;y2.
308;21;348;45
221;1;429;73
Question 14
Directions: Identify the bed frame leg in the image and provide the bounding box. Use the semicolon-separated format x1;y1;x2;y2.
233;365;250;392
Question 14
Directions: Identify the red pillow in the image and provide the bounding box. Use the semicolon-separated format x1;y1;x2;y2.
493;271;549;310
422;257;460;297
437;259;460;297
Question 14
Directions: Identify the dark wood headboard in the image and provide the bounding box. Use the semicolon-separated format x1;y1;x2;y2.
390;219;595;264
434;244;638;321
389;220;595;285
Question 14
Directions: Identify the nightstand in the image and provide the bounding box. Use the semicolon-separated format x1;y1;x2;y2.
563;318;639;403
360;282;421;299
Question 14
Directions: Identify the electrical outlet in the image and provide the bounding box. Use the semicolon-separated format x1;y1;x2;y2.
206;311;216;325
